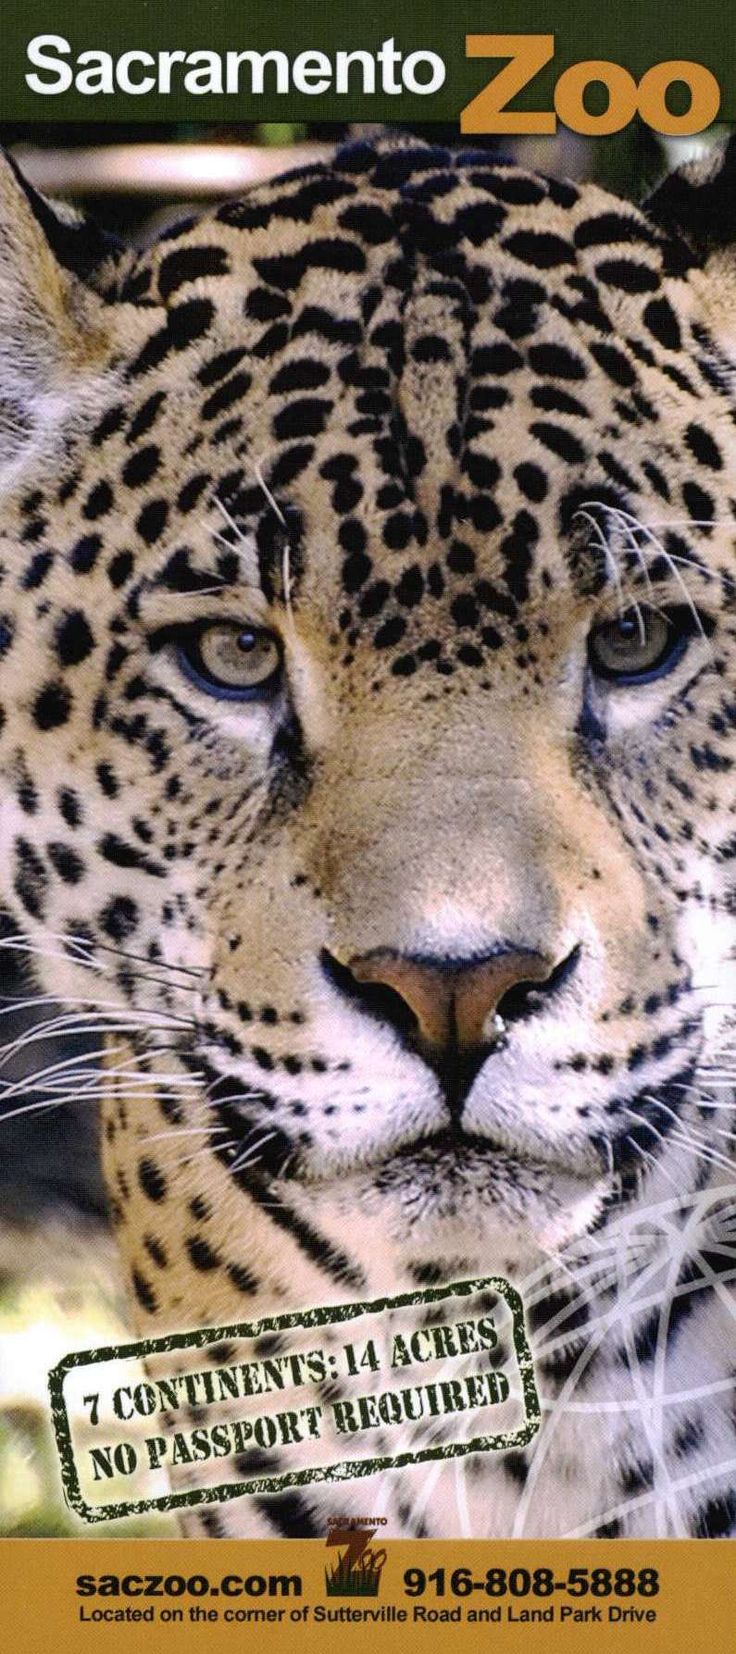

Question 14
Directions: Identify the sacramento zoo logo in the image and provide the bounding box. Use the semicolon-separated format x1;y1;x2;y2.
324;1517;388;1598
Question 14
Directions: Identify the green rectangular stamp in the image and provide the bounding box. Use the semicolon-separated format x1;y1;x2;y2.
48;1275;540;1523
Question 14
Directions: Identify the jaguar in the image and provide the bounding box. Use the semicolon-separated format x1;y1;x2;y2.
0;132;734;1539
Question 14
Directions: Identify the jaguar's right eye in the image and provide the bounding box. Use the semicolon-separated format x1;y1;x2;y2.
587;605;698;686
176;622;283;701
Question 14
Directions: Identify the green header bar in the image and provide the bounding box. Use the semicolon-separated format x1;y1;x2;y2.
0;0;734;125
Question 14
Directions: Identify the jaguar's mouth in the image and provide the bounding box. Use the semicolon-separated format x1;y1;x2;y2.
207;1071;600;1192
370;1120;602;1185
384;1124;520;1165
198;1027;702;1198
206;1075;520;1183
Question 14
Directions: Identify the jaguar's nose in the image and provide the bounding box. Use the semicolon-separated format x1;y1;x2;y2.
321;944;577;1111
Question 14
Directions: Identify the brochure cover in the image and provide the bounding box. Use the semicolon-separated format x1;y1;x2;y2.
0;4;733;1649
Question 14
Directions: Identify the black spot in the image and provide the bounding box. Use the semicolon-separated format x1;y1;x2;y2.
471;342;522;377
138;1158;167;1202
392;653;417;676
530;421;586;464
14;837;48;919
270;358;330;394
158;244;229;300
338;203;395;243
83;480;113;521
462;458;502;502
254;1491;320;1538
589;341;637;388
374;615;407;649
15;769;36;813
127;391;166;443
256;237;365;292
595;258;659;293
514;462;548;502
409;1260;447;1285
642;460;670;500
172;473;208;517
99;834;165;876
682;480;714;526
130;298;215;377
33;681;72;730
71;534;102;574
446;542;475;574
292;306;361;347
693;1492;736;1538
101;895;139;941
342;549;371;592
469;384;509;412
527;342;586;379
574;211;654;249
108;551;135;588
451;592;479;628
502;1451;529;1486
410;334;451;364
91;404;125;446
672;1417;704;1457
227;1262;260;1294
245;287;290;321
360;580;390;618
685;423;722;471
643;296;681;351
122;445;160;488
58;788;82;828
95;762;119;799
452;200;506;246
531;385;587;418
144;1234;168;1269
132;1268;158;1314
202;371;252;421
47;842;84;884
382;511;415;550
136;500;169;545
620;1459;654;1495
548;178;578;208
479;170;545;206
268;444;315;491
21;551;53;590
502;229;573;268
273;398;331;440
56;610;94;667
395;565;424;607
187;1235;220;1272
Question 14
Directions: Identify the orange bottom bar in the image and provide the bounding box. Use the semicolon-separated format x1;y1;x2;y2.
0;1538;730;1654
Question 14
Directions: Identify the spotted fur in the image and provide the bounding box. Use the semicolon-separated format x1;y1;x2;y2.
0;135;734;1539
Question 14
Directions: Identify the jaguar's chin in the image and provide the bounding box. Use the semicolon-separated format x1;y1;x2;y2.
296;1124;611;1264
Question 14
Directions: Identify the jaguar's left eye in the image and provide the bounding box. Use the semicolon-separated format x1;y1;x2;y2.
177;623;283;700
588;605;697;686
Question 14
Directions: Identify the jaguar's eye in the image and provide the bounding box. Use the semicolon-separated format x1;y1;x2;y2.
177;623;283;700
588;605;696;685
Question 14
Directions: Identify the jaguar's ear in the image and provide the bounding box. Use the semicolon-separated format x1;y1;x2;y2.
643;136;736;351
0;150;127;488
643;135;736;259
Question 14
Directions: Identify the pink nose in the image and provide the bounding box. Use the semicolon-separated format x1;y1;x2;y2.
346;949;554;1056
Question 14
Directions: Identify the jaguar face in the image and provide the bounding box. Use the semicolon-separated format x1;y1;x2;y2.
0;137;735;1291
